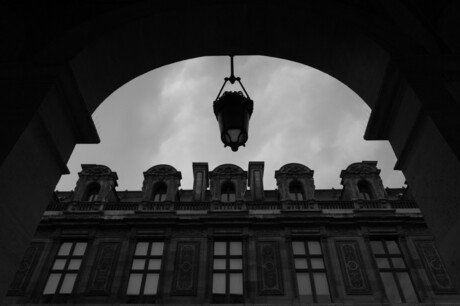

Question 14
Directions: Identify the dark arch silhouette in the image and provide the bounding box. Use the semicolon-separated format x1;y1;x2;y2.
2;1;460;299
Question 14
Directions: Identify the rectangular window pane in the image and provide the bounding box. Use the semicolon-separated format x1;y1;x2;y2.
214;259;226;270
230;258;242;270
376;257;390;268
292;242;306;255
68;259;82;270
214;242;226;255
132;259;145;270
150;242;164;256
59;273;77;294
313;273;330;295
380;272;402;303
296;273;312;295
230;242;242;255
228;193;236;202
127;273;142;295
73;242;87;256
144;273;159;295
135;242;149;256
295;258;308;269
311;258;324;269
230;273;243;294
386;241;400;254
212;273;226;294
392;258;406;268
53;259;66;270
58;243;72;256
398;272;418;302
308;241;322;255
371;241;385;254
148;259;162;270
43;273;61;294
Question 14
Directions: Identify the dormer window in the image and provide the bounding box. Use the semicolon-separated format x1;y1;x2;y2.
221;182;236;202
85;183;100;202
153;182;167;202
289;181;305;201
358;180;373;200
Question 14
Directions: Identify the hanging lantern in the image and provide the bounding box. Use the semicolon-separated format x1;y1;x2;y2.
213;56;254;152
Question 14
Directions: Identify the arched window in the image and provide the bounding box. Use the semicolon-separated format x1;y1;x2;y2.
358;180;373;200
221;182;236;202
153;182;167;202
85;183;100;202
289;181;304;201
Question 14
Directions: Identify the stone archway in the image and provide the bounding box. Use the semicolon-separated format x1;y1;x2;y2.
1;1;460;300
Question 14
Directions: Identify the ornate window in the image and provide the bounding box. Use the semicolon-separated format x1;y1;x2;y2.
152;183;167;202
84;183;100;202
289;181;305;201
370;239;418;303
127;242;164;297
358;180;373;200
43;242;87;295
220;182;236;202
292;240;331;303
212;241;244;303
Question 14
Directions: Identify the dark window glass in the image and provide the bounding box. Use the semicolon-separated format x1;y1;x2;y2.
85;183;100;202
152;183;167;202
292;241;330;303
212;241;243;303
371;239;418;303
43;242;87;295
289;181;304;201
221;182;236;203
358;180;373;200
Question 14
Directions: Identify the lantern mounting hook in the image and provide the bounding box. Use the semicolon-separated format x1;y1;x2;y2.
215;55;251;101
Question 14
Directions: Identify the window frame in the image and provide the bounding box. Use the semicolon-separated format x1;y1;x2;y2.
125;240;166;303
42;241;88;297
291;239;331;303
84;183;100;202
369;238;420;303
211;240;244;303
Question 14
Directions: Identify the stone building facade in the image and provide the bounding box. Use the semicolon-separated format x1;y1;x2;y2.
5;161;459;305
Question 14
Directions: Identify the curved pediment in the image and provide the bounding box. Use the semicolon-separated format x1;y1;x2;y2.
211;164;245;176
144;164;181;178
276;163;313;177
342;161;380;176
79;164;116;177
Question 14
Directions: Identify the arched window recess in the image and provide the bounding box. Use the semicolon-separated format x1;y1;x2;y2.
289;181;305;201
358;180;373;200
221;181;236;202
84;183;100;202
153;182;167;202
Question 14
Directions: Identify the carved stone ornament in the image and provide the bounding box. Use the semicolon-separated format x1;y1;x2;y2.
341;161;380;177
415;240;455;292
257;241;284;295
275;163;313;177
144;164;182;179
8;243;44;295
79;164;116;178
171;242;200;295
87;242;120;294
210;164;246;178
335;240;371;294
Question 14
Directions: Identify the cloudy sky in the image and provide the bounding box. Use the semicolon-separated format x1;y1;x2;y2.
56;56;405;192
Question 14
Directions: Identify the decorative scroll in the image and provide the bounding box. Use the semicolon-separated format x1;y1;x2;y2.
257;241;284;295
171;242;200;295
8;243;44;295
87;242;120;294
335;240;371;294
415;240;455;292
